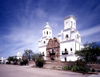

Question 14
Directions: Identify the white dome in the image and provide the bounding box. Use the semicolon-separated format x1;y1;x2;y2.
17;52;22;56
43;22;52;30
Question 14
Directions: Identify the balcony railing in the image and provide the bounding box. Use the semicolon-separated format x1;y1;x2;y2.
62;52;68;55
49;53;55;56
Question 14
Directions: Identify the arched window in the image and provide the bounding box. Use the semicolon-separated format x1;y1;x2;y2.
44;41;45;44
65;48;68;54
42;52;44;56
65;57;66;62
52;49;54;53
47;31;48;35
66;34;68;38
44;31;45;34
70;48;72;51
65;48;67;53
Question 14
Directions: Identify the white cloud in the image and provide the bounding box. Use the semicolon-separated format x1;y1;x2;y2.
80;25;100;37
50;22;58;28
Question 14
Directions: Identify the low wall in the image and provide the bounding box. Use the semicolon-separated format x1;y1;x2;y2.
88;64;100;69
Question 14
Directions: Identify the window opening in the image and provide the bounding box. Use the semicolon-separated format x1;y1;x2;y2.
71;21;73;27
47;31;48;35
70;48;72;51
65;57;66;62
66;34;68;38
42;52;44;56
65;48;67;53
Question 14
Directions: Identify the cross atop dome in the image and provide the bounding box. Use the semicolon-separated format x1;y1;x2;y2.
43;22;52;30
45;22;51;28
46;22;49;25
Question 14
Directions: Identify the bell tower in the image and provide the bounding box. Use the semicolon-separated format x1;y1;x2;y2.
42;22;52;38
63;15;76;30
38;22;52;60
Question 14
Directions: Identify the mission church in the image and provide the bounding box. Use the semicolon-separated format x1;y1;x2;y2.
39;15;83;61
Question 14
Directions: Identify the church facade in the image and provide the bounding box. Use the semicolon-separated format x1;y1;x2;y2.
39;15;82;61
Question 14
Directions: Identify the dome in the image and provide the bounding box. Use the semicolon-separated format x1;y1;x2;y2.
43;22;52;30
17;52;22;56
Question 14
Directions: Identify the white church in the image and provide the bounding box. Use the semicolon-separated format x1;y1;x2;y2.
39;15;83;61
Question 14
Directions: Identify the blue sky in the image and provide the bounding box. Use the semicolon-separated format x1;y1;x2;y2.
0;0;100;58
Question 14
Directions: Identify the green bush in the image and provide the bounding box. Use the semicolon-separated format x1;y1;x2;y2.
20;62;24;65
23;60;28;65
14;62;18;65
76;59;87;67
35;54;45;67
52;66;57;69
62;65;71;70
6;62;11;64
62;65;90;72
62;65;67;70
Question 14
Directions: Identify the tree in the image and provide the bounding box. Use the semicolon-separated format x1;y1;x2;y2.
23;49;33;61
28;50;33;60
7;56;14;62
75;42;100;62
13;56;18;64
32;53;39;61
7;56;18;64
32;53;45;67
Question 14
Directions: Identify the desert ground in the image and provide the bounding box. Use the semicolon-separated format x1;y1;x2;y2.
0;64;100;77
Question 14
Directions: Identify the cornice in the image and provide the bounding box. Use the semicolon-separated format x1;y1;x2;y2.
63;28;71;32
63;15;76;21
42;27;52;30
39;45;47;48
60;39;81;44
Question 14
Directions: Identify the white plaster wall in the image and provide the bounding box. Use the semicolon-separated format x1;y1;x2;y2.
71;32;76;39
39;41;41;46
60;41;75;55
64;17;76;30
39;46;47;60
64;18;70;29
76;42;80;51
70;17;76;29
58;35;61;41
60;55;78;61
63;30;70;39
39;37;50;47
43;28;52;37
79;37;81;43
17;56;22;59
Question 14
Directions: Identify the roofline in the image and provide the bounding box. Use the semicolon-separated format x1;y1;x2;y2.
42;27;52;30
63;15;76;21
